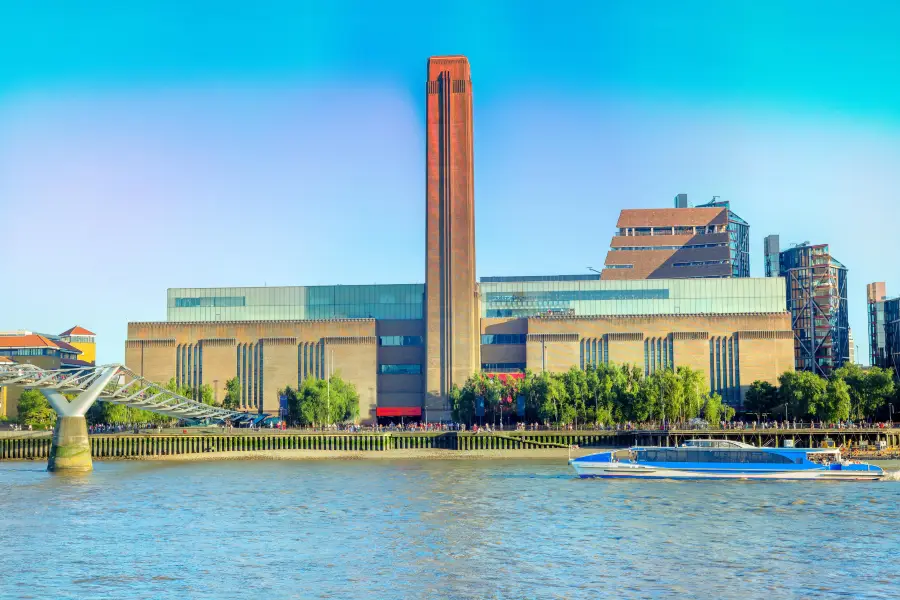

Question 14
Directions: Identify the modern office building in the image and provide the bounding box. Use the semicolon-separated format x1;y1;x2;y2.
125;56;794;419
776;243;849;376
764;235;781;278
848;328;856;365
868;282;899;374
601;195;750;280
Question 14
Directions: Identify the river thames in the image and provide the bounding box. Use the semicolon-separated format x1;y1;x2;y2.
1;458;898;599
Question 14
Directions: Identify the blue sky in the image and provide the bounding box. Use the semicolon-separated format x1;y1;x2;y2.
1;0;899;364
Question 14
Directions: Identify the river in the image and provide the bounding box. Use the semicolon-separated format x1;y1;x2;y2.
1;458;899;599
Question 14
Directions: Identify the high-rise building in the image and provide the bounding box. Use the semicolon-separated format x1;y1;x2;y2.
424;55;479;418
764;235;781;278
867;282;899;373
601;196;749;280
778;244;849;376
848;327;856;365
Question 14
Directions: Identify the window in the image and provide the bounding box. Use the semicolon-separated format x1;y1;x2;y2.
636;449;794;464
672;260;729;268
484;289;668;304
481;334;527;345
175;296;247;308
481;363;526;373
610;243;727;252
379;364;422;375
379;336;424;347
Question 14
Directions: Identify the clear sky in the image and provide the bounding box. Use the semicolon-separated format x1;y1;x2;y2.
1;0;899;365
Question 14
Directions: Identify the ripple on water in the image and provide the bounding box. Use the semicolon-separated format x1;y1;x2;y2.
0;459;899;599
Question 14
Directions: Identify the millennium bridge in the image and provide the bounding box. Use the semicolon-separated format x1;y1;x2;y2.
0;363;245;471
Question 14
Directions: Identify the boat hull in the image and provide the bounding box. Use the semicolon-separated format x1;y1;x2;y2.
571;463;884;481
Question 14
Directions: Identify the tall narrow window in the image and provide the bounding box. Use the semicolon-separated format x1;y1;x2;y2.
258;344;264;410
176;344;182;389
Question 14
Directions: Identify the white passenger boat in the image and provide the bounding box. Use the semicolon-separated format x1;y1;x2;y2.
569;439;884;481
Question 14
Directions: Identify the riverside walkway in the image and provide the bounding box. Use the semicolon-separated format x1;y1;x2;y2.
2;428;899;461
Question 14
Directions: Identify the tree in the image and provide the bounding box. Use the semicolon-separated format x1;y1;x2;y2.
198;383;216;407
285;374;360;426
223;377;241;410
779;371;826;419
834;364;894;420
744;380;779;421
677;366;706;422
17;389;56;429
702;393;723;426
818;378;851;423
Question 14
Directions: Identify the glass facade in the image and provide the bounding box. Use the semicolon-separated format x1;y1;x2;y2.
480;277;786;318
695;199;750;277
379;336;424;347
379;364;422;374
779;245;849;376
481;334;527;345
167;284;424;322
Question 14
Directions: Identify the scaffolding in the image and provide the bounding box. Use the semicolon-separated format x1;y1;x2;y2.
779;244;849;377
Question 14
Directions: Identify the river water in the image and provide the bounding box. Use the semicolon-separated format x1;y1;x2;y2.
1;458;899;599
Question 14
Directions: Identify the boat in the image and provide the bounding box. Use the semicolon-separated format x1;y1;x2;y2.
569;439;885;481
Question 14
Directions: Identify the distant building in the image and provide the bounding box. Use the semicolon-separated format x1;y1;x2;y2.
778;244;849;376
0;327;96;418
764;234;781;278
601;195;750;280
867;282;899;374
848;327;856;365
58;326;96;365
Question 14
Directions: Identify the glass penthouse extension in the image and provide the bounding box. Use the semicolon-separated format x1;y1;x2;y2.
167;284;424;322
479;276;786;318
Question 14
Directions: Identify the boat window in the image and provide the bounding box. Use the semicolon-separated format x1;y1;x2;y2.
637;449;795;464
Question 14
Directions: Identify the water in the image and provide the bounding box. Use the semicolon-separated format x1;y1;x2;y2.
1;459;899;599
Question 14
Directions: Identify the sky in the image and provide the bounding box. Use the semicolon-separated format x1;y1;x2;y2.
1;0;899;365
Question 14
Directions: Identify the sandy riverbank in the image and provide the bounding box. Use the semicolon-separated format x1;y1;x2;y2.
97;447;606;463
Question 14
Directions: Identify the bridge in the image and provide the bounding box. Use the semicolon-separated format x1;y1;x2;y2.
0;363;245;472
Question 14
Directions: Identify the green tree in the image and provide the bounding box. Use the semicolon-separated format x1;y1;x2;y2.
17;389;56;429
779;371;826;419
702;392;723;425
817;378;852;423
223;377;241;410
286;374;360;426
744;380;779;421
834;364;895;420
677;366;706;421
198;383;216;406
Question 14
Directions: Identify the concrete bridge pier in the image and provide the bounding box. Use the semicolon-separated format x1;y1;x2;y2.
47;416;92;472
42;367;118;473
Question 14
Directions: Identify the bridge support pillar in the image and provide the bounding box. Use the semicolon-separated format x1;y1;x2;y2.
48;416;92;472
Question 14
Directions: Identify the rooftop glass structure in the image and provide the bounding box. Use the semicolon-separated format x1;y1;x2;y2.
479;277;787;318
167;285;424;322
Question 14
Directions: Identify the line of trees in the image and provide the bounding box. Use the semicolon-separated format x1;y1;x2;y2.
745;364;896;423
450;364;733;428
280;374;360;426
